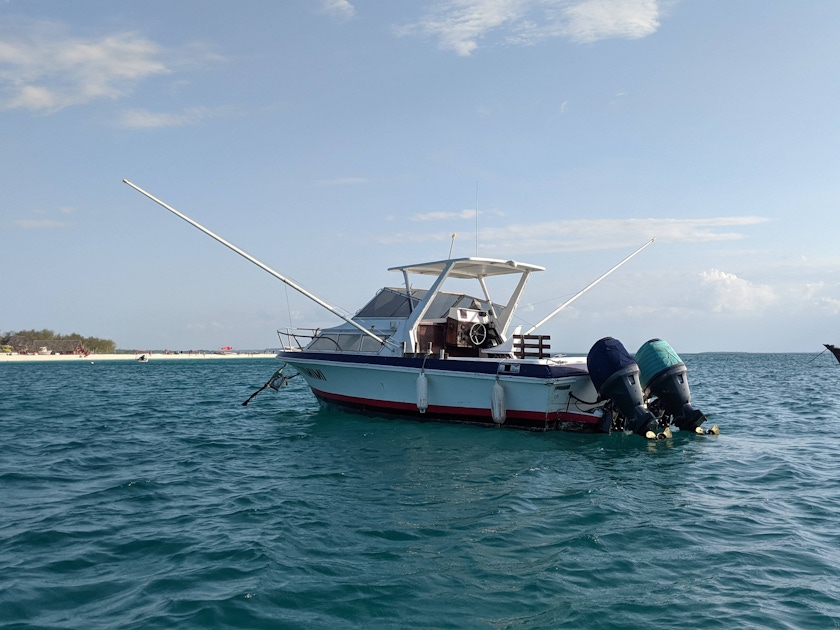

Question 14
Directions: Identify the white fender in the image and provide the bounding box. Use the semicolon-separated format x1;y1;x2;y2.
416;373;428;413
491;380;506;424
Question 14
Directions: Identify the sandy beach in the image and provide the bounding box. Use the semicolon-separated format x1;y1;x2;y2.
0;352;279;363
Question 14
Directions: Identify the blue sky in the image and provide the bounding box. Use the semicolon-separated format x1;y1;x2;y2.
2;1;838;353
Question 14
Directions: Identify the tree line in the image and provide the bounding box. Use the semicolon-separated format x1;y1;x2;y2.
1;329;116;354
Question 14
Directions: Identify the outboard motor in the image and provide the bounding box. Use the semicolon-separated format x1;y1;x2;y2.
587;337;658;435
636;339;706;431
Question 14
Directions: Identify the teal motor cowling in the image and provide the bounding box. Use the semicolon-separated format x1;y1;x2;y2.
636;339;706;431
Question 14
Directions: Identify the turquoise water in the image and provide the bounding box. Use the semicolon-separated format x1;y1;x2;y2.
2;354;840;629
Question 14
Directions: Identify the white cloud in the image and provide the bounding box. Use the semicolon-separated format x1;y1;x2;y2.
318;0;356;20
819;296;840;316
775;279;840;317
484;216;767;253
376;216;767;252
397;0;665;56
0;21;218;112
412;209;477;221
699;268;776;315
562;0;660;44
397;0;524;56
116;107;224;129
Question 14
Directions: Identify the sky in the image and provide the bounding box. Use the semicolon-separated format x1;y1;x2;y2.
1;0;839;353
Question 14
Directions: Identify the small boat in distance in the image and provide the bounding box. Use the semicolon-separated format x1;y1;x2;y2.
136;354;149;363
124;180;710;438
824;344;840;363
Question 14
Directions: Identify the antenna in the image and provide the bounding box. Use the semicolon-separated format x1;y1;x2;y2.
524;238;656;334
448;233;457;258
474;181;479;257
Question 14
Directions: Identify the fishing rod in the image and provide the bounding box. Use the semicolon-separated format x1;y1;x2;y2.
524;238;655;335
123;179;389;347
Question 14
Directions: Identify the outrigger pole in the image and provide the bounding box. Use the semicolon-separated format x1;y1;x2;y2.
524;238;656;335
123;179;388;346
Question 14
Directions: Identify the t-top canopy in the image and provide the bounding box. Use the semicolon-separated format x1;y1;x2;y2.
388;257;544;280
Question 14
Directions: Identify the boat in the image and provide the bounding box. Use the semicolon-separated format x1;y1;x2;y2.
273;259;708;436
824;344;840;363
136;354;149;363
125;180;710;438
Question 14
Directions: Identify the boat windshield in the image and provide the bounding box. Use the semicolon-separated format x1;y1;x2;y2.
306;332;387;353
423;292;497;320
355;288;421;318
355;287;500;321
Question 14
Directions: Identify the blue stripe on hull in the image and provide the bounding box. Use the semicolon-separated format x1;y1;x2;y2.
276;351;589;379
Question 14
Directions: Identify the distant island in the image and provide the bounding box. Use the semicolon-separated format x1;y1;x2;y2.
1;329;115;355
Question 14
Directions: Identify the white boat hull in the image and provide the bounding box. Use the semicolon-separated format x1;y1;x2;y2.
279;352;605;431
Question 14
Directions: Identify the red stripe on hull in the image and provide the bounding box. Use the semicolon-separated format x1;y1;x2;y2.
310;387;601;430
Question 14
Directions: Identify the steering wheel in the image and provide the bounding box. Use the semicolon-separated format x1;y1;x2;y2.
469;323;487;347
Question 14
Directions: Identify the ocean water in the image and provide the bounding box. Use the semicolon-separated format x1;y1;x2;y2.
2;354;840;629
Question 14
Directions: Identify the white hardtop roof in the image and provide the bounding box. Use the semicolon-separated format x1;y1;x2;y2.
388;257;544;280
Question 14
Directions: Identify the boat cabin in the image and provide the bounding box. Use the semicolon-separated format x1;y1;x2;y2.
290;257;553;360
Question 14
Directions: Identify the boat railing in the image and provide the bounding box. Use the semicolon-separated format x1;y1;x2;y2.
277;328;320;352
513;334;551;359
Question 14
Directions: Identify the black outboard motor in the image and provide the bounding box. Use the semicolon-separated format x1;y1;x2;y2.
587;337;658;435
636;339;706;431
